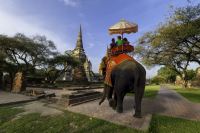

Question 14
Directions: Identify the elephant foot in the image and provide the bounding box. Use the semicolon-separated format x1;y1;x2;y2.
109;99;116;110
116;106;123;113
133;112;142;118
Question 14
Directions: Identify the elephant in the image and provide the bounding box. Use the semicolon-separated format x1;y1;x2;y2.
99;59;146;118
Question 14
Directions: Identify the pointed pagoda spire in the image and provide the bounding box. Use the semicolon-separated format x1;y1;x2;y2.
72;25;86;62
75;25;83;49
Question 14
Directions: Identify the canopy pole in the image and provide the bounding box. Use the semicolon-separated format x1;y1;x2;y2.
121;33;123;39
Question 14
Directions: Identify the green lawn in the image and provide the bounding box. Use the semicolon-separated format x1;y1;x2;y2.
144;85;160;98
0;106;24;125
149;115;200;133
127;85;160;98
0;106;142;133
1;105;200;133
170;85;200;103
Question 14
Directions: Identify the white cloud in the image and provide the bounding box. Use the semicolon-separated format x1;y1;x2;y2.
62;0;79;7
0;2;73;52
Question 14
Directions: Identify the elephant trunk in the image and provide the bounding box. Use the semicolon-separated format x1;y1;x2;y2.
99;84;113;105
99;85;106;105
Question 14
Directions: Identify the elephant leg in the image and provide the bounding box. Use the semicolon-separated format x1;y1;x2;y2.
113;93;117;109
134;83;145;118
109;92;117;110
107;86;114;100
134;91;142;118
116;91;125;113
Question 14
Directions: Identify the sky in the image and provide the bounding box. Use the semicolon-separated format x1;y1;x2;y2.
0;0;199;78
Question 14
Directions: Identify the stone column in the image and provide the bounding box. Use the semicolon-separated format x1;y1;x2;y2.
12;72;23;93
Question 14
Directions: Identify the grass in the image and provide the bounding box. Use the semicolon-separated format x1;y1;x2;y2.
0;106;24;125
1;105;200;133
170;85;200;103
149;115;200;133
144;85;160;98
0;106;142;133
127;85;160;99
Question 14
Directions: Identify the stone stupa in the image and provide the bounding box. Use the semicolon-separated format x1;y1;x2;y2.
71;26;90;83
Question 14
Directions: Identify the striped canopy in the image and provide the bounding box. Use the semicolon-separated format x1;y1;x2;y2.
109;19;138;35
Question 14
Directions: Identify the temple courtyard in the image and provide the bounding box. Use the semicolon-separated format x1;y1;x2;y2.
0;85;200;133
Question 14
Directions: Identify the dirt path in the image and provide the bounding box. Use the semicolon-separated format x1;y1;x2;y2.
153;87;200;121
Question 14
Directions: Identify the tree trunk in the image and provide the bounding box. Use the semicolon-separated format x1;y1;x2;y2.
9;72;14;91
0;72;3;90
183;80;188;88
182;71;188;88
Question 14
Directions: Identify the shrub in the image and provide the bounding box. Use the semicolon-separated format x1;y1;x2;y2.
151;76;165;85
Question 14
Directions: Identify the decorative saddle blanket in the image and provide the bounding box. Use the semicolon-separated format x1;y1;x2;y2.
110;44;134;55
104;53;133;87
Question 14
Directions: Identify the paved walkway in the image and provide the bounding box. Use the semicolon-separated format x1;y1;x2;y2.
153;87;200;121
67;97;153;130
67;86;200;130
0;91;35;106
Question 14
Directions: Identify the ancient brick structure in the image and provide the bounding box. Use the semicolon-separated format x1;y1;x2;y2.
61;26;94;82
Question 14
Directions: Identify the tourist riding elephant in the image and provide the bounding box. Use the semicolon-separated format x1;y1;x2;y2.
99;59;146;118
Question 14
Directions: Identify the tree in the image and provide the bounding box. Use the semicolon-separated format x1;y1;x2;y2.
151;76;165;85
171;4;200;64
42;54;79;84
0;33;57;91
186;69;196;80
0;36;19;90
135;4;200;87
0;61;17;91
0;51;5;90
157;66;177;83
